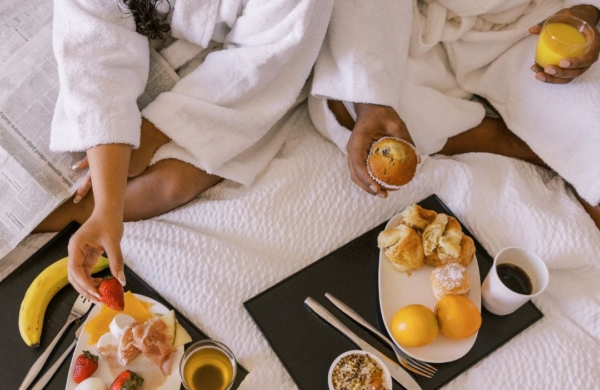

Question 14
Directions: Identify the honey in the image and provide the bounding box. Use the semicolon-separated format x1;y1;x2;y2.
182;346;234;390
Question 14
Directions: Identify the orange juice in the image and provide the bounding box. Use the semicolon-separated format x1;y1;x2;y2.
535;22;587;68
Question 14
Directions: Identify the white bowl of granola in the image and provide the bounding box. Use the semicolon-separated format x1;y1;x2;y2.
328;350;392;390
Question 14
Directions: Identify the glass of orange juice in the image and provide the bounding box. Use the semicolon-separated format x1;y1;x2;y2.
180;340;237;390
535;14;593;68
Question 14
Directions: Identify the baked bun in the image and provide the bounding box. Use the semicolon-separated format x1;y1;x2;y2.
437;216;463;260
400;204;437;230
430;263;471;300
367;137;419;189
424;234;476;267
377;225;424;272
422;213;448;256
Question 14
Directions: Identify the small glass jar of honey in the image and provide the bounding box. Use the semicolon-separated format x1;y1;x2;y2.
180;340;237;390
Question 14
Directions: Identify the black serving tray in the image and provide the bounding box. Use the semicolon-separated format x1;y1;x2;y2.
0;222;247;389
244;194;543;390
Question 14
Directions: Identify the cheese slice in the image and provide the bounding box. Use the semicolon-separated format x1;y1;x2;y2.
85;292;154;344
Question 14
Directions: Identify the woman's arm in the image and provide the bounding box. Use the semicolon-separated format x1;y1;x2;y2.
68;144;131;301
311;1;414;197
52;0;150;297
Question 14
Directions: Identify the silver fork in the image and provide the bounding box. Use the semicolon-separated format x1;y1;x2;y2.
19;295;93;390
325;293;437;378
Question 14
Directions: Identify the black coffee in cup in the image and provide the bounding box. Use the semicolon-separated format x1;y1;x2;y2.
497;263;532;295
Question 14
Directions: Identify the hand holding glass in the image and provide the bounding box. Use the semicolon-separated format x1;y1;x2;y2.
535;14;593;68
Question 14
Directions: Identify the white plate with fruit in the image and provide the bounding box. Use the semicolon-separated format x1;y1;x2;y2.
378;205;482;363
66;291;192;390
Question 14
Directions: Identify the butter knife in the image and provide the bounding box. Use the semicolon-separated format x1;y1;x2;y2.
30;324;83;390
305;297;421;390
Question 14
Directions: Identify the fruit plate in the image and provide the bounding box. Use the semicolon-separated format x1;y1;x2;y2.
65;294;183;390
378;213;481;363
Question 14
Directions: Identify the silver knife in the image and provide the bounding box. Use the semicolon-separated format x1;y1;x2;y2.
305;297;422;390
30;324;83;390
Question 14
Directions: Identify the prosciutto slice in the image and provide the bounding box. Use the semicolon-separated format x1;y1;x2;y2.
131;317;177;375
96;344;120;369
96;317;176;375
118;322;142;366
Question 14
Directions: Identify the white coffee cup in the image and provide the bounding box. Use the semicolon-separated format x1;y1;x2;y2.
482;247;549;316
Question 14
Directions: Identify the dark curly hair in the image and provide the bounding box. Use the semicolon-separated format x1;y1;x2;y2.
118;0;172;40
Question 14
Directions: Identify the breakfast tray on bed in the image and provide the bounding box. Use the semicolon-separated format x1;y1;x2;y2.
0;222;248;389
244;194;543;390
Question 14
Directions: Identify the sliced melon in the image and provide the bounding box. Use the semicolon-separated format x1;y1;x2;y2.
160;310;176;343
173;321;192;348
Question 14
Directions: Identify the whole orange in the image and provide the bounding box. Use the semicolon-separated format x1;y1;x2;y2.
390;304;439;347
434;295;482;339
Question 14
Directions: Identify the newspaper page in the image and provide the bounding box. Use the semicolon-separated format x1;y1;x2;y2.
0;26;85;259
0;25;180;260
138;49;180;110
0;0;53;71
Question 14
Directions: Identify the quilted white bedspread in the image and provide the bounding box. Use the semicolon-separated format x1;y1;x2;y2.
3;105;600;389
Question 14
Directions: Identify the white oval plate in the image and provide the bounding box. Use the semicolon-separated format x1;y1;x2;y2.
66;294;183;390
378;213;481;363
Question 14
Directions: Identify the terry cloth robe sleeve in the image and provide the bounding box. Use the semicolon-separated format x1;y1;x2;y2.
50;0;150;152
142;0;335;179
308;0;413;155
311;0;412;109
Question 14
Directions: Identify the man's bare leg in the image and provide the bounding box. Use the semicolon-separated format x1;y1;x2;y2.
439;117;547;167
442;118;600;227
35;159;222;233
574;194;600;230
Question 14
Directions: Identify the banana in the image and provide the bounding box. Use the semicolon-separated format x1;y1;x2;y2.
19;256;109;347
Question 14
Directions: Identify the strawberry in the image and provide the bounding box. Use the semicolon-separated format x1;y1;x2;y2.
110;370;144;390
97;277;125;311
72;350;98;384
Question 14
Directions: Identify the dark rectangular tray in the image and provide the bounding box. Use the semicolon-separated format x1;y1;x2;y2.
0;222;247;389
244;194;543;390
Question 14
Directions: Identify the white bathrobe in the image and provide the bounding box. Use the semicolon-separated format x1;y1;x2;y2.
311;0;600;206
51;0;334;186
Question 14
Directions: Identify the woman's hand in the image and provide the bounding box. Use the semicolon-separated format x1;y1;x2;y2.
68;211;124;303
347;103;414;198
72;118;169;202
530;5;600;84
68;144;131;300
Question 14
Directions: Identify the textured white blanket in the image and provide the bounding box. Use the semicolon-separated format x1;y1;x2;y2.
3;105;600;389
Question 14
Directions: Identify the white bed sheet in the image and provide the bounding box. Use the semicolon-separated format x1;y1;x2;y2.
2;104;600;389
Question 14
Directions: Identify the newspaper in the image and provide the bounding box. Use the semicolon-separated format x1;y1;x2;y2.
0;23;180;259
0;0;53;71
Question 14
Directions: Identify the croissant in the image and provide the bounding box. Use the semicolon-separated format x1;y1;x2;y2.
425;235;475;267
422;213;448;256
377;225;424;272
400;204;437;230
437;216;463;260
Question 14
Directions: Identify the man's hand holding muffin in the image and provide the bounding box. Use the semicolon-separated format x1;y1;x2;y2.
329;101;417;198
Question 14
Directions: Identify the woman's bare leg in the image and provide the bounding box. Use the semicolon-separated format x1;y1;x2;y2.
35;159;222;232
